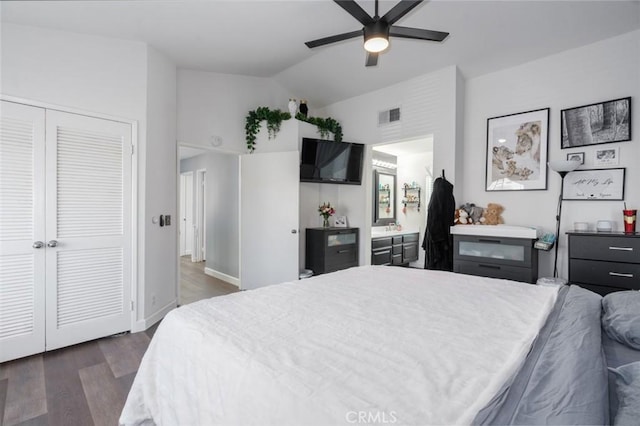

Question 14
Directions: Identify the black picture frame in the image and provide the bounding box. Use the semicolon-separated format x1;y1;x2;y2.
561;97;631;149
485;108;549;191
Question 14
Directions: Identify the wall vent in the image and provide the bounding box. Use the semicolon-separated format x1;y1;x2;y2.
378;107;401;126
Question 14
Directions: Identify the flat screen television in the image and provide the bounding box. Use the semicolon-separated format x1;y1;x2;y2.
300;138;364;185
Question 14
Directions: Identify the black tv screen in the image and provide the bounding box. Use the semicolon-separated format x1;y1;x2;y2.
300;138;364;185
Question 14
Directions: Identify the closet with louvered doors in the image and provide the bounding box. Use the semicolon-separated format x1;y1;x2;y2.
0;100;133;362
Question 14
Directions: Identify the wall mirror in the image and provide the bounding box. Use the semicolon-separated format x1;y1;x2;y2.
373;170;396;225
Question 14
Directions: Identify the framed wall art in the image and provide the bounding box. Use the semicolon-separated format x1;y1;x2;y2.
566;152;584;165
562;168;625;201
594;146;619;166
561;97;631;149
486;108;549;191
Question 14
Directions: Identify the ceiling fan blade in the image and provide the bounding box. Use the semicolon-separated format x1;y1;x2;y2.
389;26;449;42
305;29;363;48
334;0;373;26
381;0;423;25
365;52;379;67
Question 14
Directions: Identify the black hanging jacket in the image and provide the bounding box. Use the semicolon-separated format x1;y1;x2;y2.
423;177;455;271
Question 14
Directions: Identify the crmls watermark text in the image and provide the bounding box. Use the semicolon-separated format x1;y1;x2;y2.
345;411;398;424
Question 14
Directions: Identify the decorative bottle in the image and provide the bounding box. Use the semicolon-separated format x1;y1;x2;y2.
288;99;297;117
299;100;308;117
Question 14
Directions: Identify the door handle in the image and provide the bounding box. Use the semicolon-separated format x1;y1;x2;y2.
47;240;58;248
33;241;44;249
291;229;297;234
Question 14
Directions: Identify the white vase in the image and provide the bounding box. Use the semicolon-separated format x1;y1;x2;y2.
288;99;298;117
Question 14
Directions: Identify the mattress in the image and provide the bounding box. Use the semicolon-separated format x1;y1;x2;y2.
120;266;605;425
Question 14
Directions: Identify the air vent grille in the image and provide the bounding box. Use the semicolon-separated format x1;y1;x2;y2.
378;107;401;126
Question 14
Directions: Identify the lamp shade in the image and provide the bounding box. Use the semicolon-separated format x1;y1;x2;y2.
549;160;581;173
364;21;389;53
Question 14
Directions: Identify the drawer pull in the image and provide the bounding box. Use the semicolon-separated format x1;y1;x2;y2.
337;249;351;254
609;272;634;278
479;264;501;270
375;250;391;255
478;239;501;244
609;246;634;251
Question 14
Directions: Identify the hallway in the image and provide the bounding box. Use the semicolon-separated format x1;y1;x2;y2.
179;256;239;305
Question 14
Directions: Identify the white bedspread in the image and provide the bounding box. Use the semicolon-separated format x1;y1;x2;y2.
120;266;558;426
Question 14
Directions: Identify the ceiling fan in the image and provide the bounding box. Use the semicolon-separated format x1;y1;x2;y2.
305;0;449;67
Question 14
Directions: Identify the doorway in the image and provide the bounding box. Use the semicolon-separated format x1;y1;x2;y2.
372;136;433;268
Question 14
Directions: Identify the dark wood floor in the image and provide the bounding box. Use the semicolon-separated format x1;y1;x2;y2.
179;255;239;305
1;258;238;425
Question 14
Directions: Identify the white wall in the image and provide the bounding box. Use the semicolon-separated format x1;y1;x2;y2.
1;23;178;329
144;46;178;320
177;69;294;153
180;151;240;279
316;65;463;264
461;30;640;279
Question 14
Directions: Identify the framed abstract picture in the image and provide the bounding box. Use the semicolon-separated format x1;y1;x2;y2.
486;108;550;191
561;97;631;149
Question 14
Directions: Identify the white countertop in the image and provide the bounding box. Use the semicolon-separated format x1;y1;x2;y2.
371;227;420;238
449;224;540;239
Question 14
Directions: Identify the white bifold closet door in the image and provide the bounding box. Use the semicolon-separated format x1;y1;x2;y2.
0;101;132;362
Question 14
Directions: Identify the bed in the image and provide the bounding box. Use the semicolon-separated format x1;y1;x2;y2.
120;266;609;425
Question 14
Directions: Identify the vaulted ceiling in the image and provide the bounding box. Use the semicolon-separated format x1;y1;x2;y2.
3;1;639;107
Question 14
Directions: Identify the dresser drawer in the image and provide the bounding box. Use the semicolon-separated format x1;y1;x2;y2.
569;259;640;290
576;283;627;296
326;244;357;265
569;235;640;263
403;233;419;243
372;248;391;265
372;237;392;250
454;236;534;268
454;260;535;283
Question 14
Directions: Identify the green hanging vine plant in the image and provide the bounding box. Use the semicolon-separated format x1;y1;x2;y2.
245;107;291;153
245;106;343;153
296;114;343;143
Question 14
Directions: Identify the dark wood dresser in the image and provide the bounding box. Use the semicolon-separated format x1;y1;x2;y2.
567;231;640;295
305;227;359;275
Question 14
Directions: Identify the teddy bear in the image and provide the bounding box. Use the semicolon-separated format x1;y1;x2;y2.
469;205;485;224
454;208;470;225
481;203;505;225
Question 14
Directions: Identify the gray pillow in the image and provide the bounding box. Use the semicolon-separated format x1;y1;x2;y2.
609;361;640;426
602;291;640;350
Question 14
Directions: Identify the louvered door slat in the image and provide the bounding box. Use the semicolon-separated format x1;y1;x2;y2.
0;117;34;242
45;110;131;352
56;125;123;238
0;101;46;363
56;248;123;327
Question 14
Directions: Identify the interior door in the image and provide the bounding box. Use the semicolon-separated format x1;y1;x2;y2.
44;110;131;351
240;151;299;290
0;101;46;363
180;172;194;257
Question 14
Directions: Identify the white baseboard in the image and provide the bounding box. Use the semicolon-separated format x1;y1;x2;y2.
131;300;177;333
204;267;240;288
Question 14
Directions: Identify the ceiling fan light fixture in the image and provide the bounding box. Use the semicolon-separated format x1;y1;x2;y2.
364;21;389;53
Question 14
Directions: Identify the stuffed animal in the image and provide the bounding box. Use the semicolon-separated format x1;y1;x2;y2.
469;205;485;224
460;202;475;217
454;208;470;225
482;203;505;225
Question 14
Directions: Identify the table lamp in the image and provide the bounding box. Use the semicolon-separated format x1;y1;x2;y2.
549;160;581;277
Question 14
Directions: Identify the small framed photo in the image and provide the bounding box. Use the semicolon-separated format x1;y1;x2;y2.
566;152;584;165
594;146;619;166
334;216;348;227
